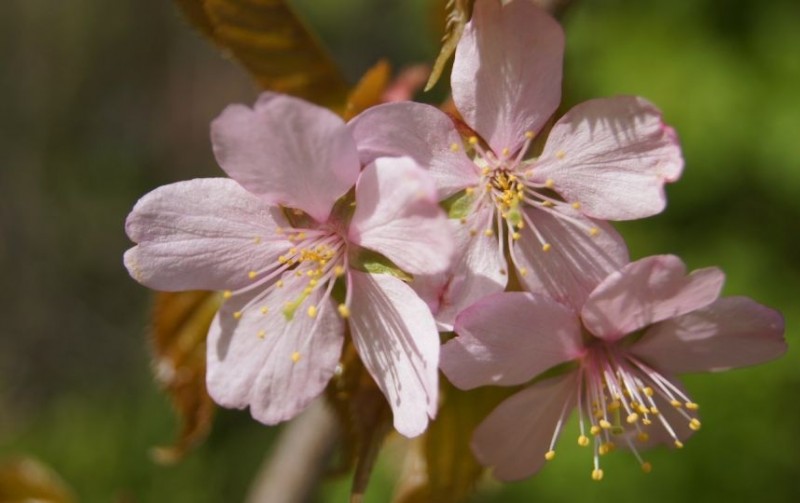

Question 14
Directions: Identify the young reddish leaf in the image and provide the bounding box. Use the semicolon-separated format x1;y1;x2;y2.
0;457;76;503
392;381;516;503
325;340;393;503
343;59;392;121
172;0;350;109
149;290;219;464
425;0;474;91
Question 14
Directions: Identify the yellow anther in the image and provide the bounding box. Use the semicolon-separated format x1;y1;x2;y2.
512;232;521;240
465;186;475;195
276;280;284;288
248;271;258;280
278;256;288;264
571;201;581;209
481;167;491;176
468;136;479;145
260;306;269;315
590;425;601;436
295;270;303;277
307;305;318;318
627;413;640;424
450;142;460;152
599;419;612;430
608;400;621;411
671;399;682;408
524;169;534;178
518;267;528;277
291;351;301;363
524;131;535;139
545;178;555;189
555;150;566;160
578;435;590;447
222;290;233;300
338;304;350;318
689;418;702;431
484;229;495;237
637;432;650;443
642;386;654;397
253;236;262;244
541;200;555;208
542;243;552;252
641;462;653;474
232;311;243;320
642;418;652;426
685;402;700;410
598;444;609;456
501;147;510;157
591;469;604;481
257;330;266;339
544;450;556;461
650;406;659;415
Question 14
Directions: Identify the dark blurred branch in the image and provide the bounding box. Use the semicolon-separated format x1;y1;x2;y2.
245;399;339;503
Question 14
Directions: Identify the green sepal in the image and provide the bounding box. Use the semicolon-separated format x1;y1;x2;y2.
441;189;475;220
349;248;413;282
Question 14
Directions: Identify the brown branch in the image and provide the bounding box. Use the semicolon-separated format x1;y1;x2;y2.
245;399;339;503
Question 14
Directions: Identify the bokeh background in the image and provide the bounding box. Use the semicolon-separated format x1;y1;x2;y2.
1;0;798;501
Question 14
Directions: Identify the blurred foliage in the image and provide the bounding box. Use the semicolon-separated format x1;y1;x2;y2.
174;0;350;108
1;0;798;502
149;291;219;464
0;457;76;503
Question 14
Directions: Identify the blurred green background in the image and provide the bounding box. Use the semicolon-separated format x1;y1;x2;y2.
1;0;798;501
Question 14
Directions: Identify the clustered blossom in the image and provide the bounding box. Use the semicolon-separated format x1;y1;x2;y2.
125;93;453;437
123;0;787;484
441;255;786;480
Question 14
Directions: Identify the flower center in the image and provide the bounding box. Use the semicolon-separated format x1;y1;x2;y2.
544;342;702;481
457;132;602;278
220;222;351;362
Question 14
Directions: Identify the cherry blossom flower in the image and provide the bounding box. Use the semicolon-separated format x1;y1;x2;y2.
348;0;682;328
124;93;454;437
440;255;786;480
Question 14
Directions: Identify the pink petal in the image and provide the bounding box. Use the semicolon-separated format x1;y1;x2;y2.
441;292;583;390
206;274;345;424
452;0;563;153
534;96;683;220
347;102;479;199
211;93;360;223
632;296;786;373
513;206;629;311
582;255;724;341
416;208;507;331
472;373;578;481
124;178;290;291
348;271;440;437
349;157;454;276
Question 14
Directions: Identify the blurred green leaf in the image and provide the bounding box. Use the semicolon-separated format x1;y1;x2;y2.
173;0;350;108
325;342;393;503
392;380;515;503
426;0;474;91
149;290;220;464
0;457;76;503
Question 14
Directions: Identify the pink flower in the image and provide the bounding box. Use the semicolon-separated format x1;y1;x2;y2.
124;93;454;437
348;0;682;328
440;255;786;480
